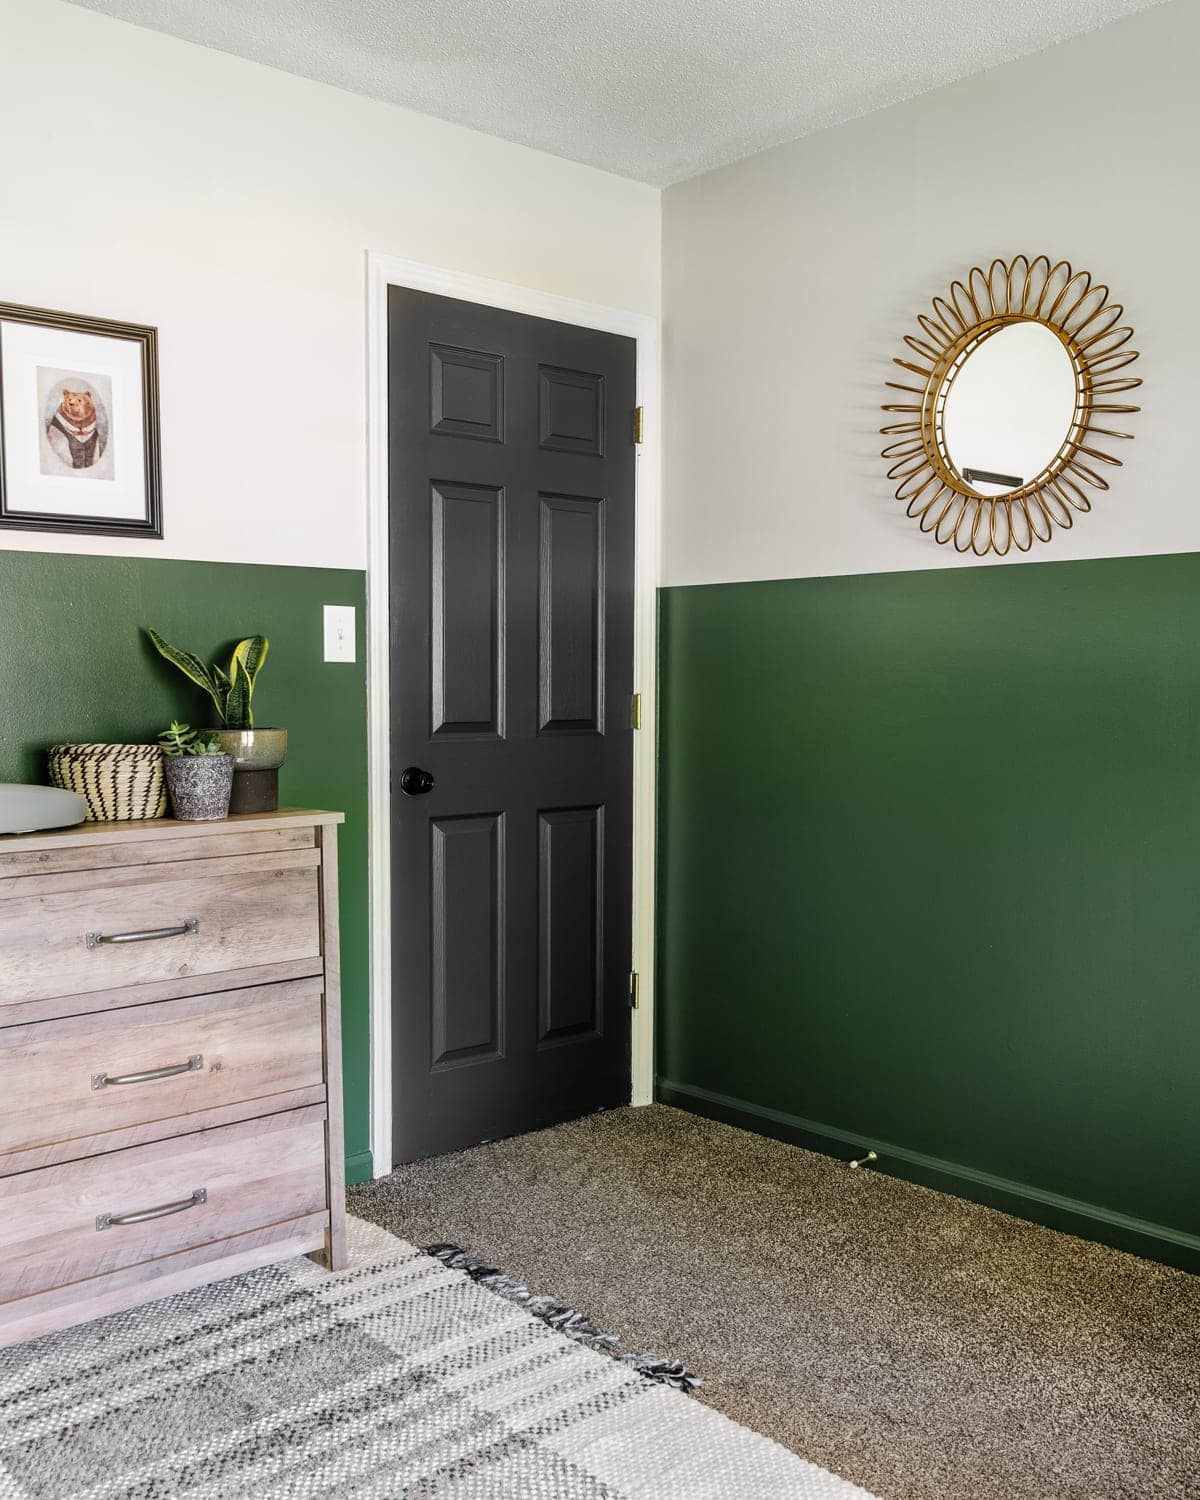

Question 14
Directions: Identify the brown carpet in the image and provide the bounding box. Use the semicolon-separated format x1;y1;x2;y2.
350;1104;1200;1500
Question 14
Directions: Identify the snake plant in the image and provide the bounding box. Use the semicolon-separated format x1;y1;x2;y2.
147;629;269;730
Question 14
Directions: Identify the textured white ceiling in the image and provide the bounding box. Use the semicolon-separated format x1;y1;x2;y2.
66;0;1164;184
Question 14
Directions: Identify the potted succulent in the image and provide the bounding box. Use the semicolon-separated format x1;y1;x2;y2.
158;722;234;821
147;629;286;812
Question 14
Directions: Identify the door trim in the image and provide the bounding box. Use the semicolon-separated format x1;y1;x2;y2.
365;252;660;1178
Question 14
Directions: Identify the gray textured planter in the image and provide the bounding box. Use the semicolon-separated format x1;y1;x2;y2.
163;754;234;822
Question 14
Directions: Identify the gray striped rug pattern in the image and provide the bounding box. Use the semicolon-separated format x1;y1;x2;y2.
0;1219;877;1499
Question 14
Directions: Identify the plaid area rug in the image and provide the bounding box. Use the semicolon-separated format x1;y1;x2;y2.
0;1218;877;1499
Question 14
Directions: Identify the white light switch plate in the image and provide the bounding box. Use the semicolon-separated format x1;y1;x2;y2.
323;604;356;663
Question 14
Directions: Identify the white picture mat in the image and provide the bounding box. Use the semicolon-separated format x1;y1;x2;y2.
0;319;147;520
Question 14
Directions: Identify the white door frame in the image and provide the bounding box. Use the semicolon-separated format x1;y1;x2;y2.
365;251;660;1178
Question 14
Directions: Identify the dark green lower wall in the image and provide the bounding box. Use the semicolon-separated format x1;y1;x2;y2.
0;551;372;1183
656;555;1200;1272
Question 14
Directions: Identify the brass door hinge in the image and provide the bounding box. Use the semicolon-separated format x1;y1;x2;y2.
630;692;642;730
630;971;640;1009
633;406;644;444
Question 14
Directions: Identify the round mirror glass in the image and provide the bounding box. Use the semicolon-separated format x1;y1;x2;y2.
942;322;1076;496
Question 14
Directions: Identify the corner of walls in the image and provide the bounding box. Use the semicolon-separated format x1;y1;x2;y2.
654;1080;1200;1276
653;548;1200;1276
344;1150;375;1187
655;1;1200;1271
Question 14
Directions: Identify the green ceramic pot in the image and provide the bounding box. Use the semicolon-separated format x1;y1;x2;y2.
211;727;287;771
210;728;287;814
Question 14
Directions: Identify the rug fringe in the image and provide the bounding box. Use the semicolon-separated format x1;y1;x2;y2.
423;1243;702;1393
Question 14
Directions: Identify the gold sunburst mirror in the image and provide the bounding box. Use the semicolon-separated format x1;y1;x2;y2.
881;255;1141;556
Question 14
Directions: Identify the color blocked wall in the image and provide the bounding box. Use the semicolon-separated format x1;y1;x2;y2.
0;0;662;1189
0;551;372;1181
656;554;1200;1269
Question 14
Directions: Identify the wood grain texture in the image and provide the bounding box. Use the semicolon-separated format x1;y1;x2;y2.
0;825;315;880
0;958;325;1028
1;1105;328;1301
0;1214;328;1348
316;822;348;1272
0;809;347;1345
0;978;326;1160
0;1086;328;1177
0;846;319;900
0;809;344;861
0;862;321;1006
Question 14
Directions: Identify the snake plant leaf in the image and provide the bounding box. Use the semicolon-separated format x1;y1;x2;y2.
230;636;268;697
236;654;256;729
227;636;267;730
211;663;232;696
147;629;226;721
223;654;255;730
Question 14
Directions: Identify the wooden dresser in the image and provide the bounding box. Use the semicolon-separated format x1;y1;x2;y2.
0;809;347;1347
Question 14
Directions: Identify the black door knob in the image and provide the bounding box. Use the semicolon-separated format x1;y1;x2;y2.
400;766;436;796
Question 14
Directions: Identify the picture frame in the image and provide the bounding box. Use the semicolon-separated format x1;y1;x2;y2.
0;301;161;539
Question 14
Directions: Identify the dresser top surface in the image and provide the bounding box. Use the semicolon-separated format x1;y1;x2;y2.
0;808;343;855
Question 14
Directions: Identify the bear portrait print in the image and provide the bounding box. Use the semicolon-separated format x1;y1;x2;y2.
0;302;160;538
39;369;115;480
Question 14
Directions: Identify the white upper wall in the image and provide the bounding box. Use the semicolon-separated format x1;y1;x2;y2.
0;0;660;568
662;0;1195;586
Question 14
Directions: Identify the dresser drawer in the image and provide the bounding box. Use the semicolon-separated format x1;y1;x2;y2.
0;851;321;1008
0;979;326;1166
0;823;315;880
0;1106;328;1302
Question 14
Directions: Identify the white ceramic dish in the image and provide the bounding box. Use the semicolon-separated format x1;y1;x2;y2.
0;784;88;835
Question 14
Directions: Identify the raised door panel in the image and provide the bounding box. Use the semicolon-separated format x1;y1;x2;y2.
430;344;503;442
539;494;605;734
430;814;504;1068
431;482;504;738
539;366;605;456
538;806;604;1046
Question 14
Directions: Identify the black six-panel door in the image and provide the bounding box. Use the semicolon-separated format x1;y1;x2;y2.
388;288;637;1163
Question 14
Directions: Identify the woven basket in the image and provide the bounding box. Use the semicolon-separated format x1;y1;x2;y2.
47;743;166;822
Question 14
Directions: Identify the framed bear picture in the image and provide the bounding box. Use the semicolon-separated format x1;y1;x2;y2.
0;302;162;538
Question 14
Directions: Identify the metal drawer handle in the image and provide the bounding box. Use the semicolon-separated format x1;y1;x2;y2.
96;1187;207;1231
92;1054;204;1092
86;918;199;950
